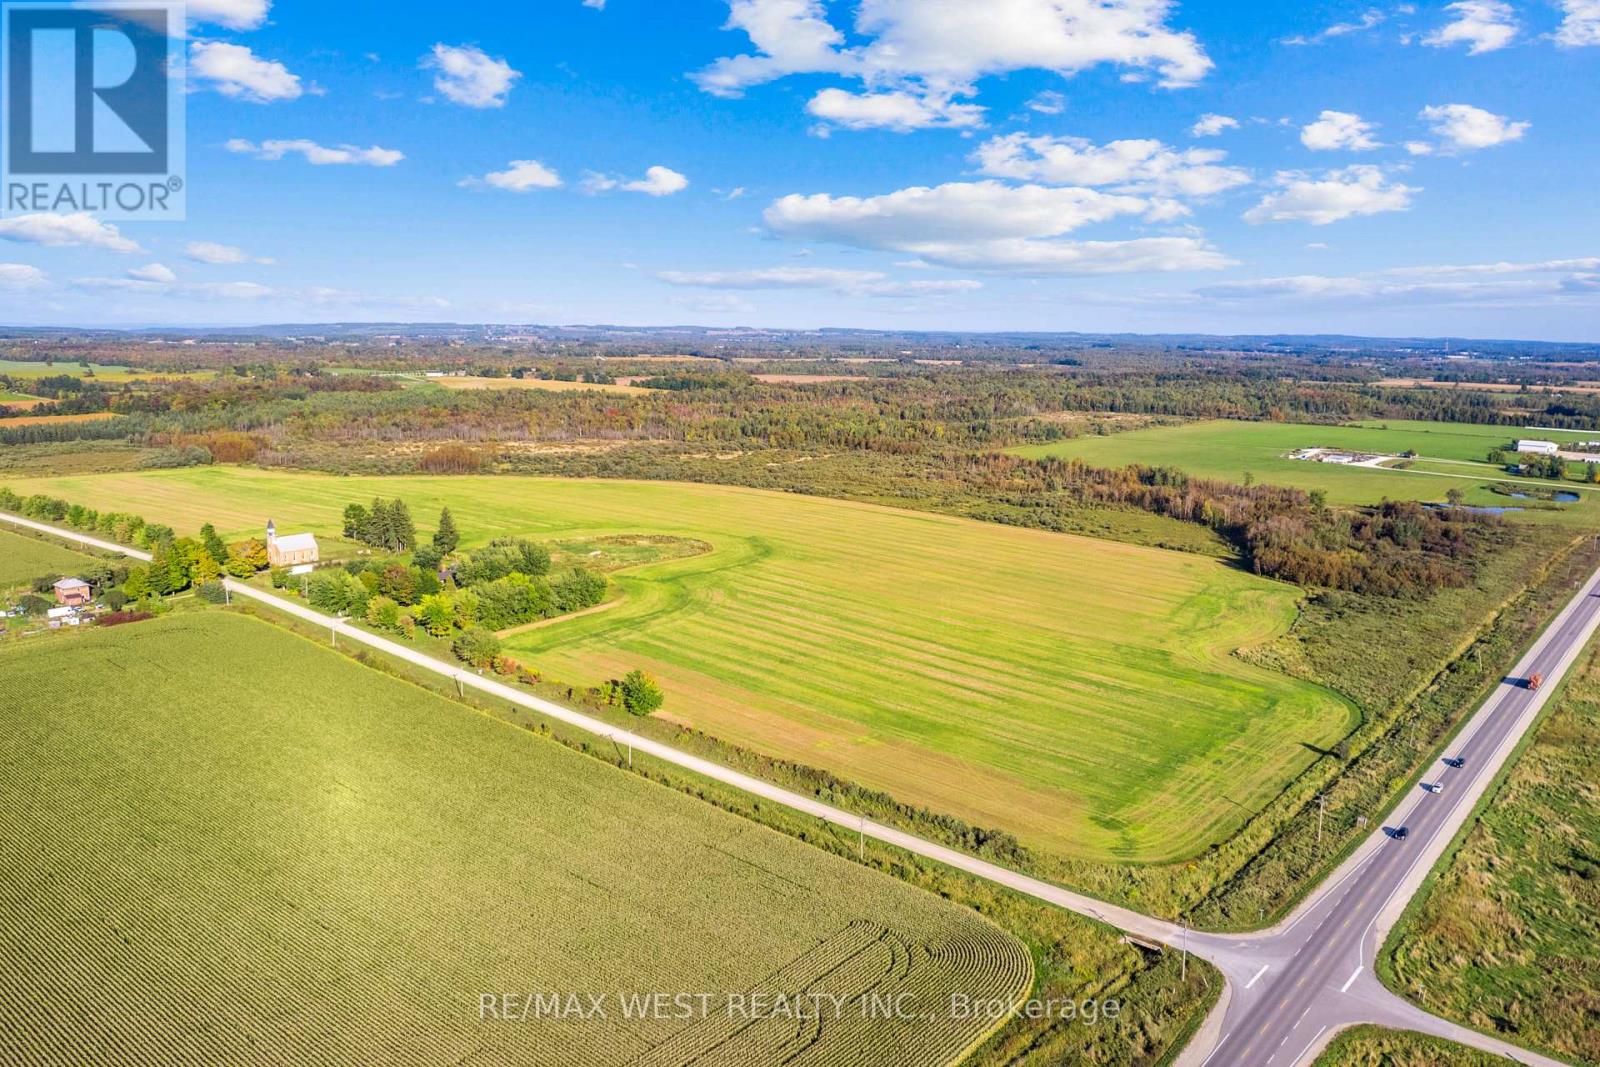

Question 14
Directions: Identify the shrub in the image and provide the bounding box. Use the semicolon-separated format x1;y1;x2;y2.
620;670;665;716
451;627;502;669
365;595;401;631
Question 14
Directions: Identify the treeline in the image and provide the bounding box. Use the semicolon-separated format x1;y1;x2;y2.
950;454;1501;596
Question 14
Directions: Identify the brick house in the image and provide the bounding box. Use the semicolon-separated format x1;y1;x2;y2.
52;578;91;607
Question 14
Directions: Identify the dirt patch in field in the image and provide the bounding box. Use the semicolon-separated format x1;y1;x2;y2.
753;374;870;384
426;376;648;396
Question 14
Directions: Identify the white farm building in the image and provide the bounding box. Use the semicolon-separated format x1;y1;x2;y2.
1516;440;1559;455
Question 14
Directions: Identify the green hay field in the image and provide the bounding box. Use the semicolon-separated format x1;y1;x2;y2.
0;527;101;590
1010;419;1600;521
0;614;1031;1067
1;467;1357;862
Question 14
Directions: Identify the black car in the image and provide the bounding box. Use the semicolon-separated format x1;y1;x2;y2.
1393;826;1409;841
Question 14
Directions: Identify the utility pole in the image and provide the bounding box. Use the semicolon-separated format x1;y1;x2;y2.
1180;919;1188;982
1317;793;1328;846
858;814;866;862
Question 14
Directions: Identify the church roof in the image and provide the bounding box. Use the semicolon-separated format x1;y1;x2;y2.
273;532;318;552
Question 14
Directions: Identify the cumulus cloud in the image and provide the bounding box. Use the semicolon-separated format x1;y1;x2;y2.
658;266;982;296
972;133;1250;197
583;166;688;196
1300;110;1380;151
763;180;1234;274
128;263;177;284
1027;90;1068;115
0;212;140;252
1423;0;1518;54
188;0;270;31
424;44;521;108
1244;166;1417;225
1190;113;1238;137
226;138;404;166
0;264;49;290
461;159;563;192
807;88;984;132
1557;0;1600;45
1420;103;1529;149
190;41;303;102
693;0;1212;132
185;241;273;265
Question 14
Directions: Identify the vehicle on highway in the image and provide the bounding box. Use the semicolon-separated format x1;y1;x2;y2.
1392;826;1410;840
1444;756;1465;769
1526;672;1544;691
1423;782;1443;794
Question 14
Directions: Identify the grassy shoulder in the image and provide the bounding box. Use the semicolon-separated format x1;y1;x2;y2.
1312;1026;1503;1066
1379;642;1600;1066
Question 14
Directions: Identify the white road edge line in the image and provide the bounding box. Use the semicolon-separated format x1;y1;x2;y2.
1290;1025;1328;1067
1339;968;1361;994
1246;964;1270;989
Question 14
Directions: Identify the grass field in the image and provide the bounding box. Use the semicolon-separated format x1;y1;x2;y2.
417;375;649;396
0;412;119;428
0;358;210;383
0;467;1356;863
0;527;100;590
1312;1027;1501;1066
1384;642;1600;1066
0;614;1031;1067
1010;419;1600;521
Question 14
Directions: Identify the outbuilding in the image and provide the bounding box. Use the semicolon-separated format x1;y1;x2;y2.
1516;439;1559;455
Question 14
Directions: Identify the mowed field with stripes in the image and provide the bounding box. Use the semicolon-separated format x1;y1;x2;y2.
0;615;1030;1067
3;468;1357;862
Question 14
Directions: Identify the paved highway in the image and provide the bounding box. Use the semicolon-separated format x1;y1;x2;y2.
6;510;1594;1065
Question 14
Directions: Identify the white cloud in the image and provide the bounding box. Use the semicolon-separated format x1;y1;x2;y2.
190;41;302;102
1423;0;1518;54
128;263;177;284
973;133;1250;197
1244;166;1417;225
185;241;273;265
1404;140;1435;155
658;266;982;296
462;159;564;192
0;264;49;290
693;0;1212;132
1190;113;1238;137
1282;8;1387;45
226;138;404;166
584;165;689;196
1026;90;1067;115
1420;103;1529;149
188;0;270;31
1197;271;1600;310
424;44;521;108
806;88;984;131
583;0;607;8
1300;110;1380;151
763;180;1234;274
0;212;140;252
1384;257;1600;276
1556;0;1600;45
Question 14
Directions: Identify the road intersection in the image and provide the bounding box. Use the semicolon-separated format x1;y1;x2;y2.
6;510;1591;1066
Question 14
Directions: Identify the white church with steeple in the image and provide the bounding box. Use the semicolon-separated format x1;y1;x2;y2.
265;519;320;568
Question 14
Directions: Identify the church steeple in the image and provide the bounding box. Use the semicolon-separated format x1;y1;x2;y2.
266;519;276;546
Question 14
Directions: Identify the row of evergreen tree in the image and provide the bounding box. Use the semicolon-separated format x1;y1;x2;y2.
342;498;460;557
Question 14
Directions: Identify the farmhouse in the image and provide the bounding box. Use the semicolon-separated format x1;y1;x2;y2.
265;520;319;568
1517;439;1559;455
52;577;91;607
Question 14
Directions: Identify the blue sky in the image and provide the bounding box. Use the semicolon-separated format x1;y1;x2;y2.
1;0;1597;338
